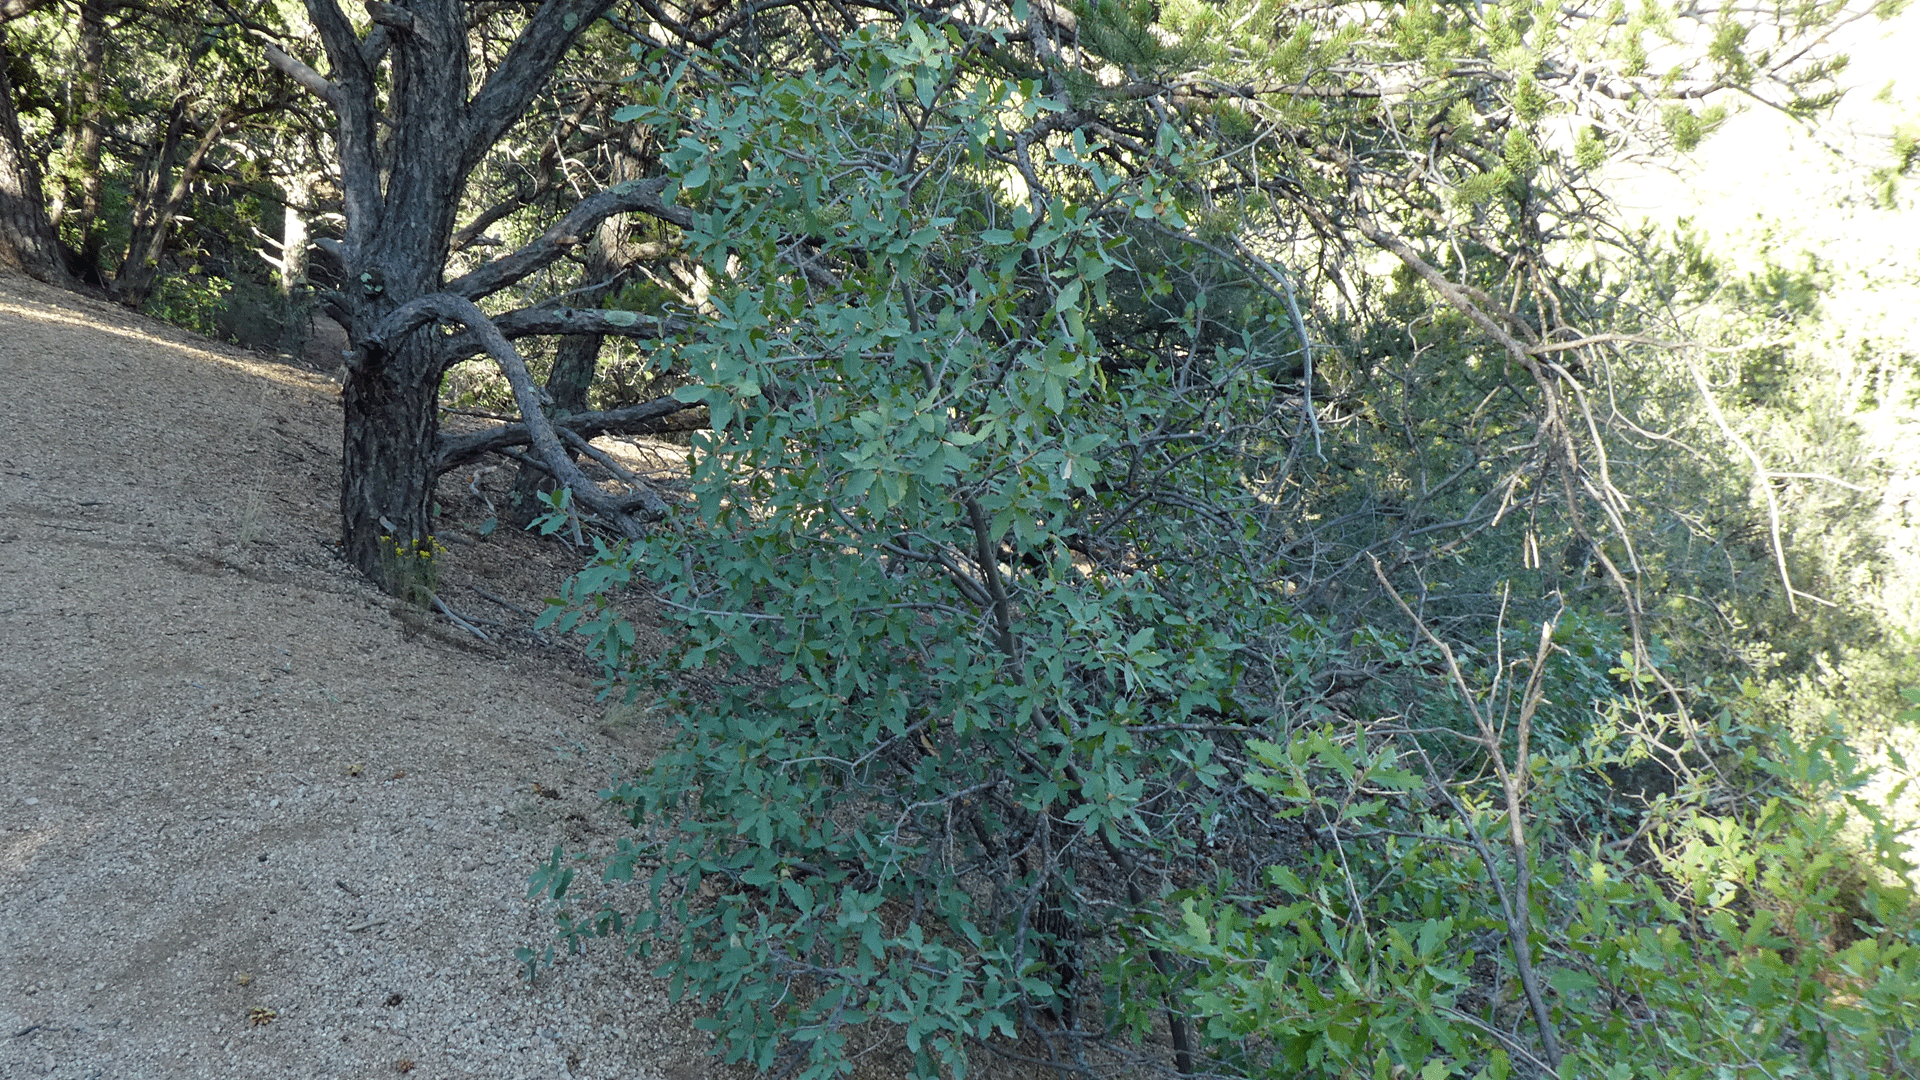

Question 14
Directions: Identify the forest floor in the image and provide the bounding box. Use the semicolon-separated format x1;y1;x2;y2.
0;273;732;1080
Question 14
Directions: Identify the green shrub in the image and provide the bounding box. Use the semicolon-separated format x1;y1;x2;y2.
526;19;1920;1080
530;27;1326;1078
1134;714;1920;1079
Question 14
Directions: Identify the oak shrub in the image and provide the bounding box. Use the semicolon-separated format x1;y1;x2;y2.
530;21;1920;1080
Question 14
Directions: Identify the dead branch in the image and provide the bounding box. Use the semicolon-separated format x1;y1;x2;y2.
430;593;490;641
1368;554;1565;1074
440;303;693;361
1683;350;1810;614
264;43;335;102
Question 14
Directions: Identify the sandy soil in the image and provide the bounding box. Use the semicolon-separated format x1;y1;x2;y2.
0;274;722;1080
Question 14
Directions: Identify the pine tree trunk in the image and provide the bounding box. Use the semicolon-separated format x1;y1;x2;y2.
0;23;67;283
340;334;444;600
295;0;618;593
336;249;463;594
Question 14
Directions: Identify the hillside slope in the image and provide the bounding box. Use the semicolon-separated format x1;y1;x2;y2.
0;275;714;1080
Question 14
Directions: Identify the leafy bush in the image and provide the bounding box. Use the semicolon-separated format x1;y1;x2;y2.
140;269;233;339
531;26;1330;1078
526;16;1920;1080
1138;716;1920;1079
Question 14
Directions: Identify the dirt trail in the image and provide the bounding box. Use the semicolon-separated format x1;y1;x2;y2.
0;275;716;1079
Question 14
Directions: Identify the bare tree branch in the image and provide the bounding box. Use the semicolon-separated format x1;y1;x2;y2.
1348;206;1540;367
1369;555;1565;1075
449;84;613;253
444;177;691;300
463;0;617;172
557;427;668;517
265;43;336;102
447;170;835;300
434;396;698;473
366;292;665;533
440;303;693;361
628;0;818;48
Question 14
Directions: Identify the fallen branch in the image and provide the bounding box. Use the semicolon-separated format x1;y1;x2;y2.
431;593;490;642
470;585;534;618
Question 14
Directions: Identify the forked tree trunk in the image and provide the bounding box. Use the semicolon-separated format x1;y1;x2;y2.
290;0;618;592
301;0;471;590
112;105;233;307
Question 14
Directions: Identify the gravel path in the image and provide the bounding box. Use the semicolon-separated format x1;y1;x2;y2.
0;275;723;1080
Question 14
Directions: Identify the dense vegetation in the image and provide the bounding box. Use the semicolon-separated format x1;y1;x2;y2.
4;1;1919;1077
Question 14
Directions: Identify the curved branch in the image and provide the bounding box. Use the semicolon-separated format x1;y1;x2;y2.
367;292;666;533
1369;556;1566;1075
434;396;699;474
629;0;817;48
444;177;690;300
443;175;837;299
1685;351;1806;614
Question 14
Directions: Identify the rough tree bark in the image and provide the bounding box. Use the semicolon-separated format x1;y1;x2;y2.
0;5;69;283
274;0;689;592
